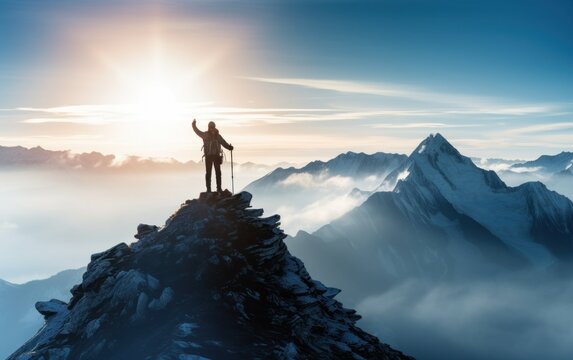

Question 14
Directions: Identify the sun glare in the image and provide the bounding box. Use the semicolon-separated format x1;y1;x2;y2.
136;83;180;119
93;31;225;156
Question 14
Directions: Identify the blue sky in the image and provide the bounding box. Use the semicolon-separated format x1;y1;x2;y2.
0;0;572;162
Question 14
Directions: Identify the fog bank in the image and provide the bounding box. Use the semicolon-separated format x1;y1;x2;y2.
0;167;266;282
357;273;573;360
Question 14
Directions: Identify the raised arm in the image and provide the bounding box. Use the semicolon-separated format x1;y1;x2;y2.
192;119;206;139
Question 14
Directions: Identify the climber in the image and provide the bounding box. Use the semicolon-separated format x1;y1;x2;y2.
192;119;234;193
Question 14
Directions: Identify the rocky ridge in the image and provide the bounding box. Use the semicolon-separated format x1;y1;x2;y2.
9;191;411;360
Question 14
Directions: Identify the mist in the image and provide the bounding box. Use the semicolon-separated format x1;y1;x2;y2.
356;272;573;360
497;171;573;201
250;172;386;234
0;166;267;283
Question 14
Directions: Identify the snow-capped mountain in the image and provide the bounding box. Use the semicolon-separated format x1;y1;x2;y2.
493;151;573;201
246;151;407;194
0;269;84;359
244;151;407;234
9;192;411;360
509;151;573;174
389;134;573;263
288;134;573;304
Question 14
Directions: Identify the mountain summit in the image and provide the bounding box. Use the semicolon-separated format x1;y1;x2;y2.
9;192;411;360
289;134;573;303
388;134;573;264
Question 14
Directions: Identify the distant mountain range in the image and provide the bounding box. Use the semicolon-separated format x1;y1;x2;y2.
0;145;199;171
246;151;407;193
509;151;573;174
287;134;573;304
244;151;407;234
0;269;84;359
490;151;573;200
0;145;284;172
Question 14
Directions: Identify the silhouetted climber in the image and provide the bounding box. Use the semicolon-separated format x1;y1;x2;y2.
192;119;234;193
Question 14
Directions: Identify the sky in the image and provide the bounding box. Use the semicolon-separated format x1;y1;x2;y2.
1;0;572;163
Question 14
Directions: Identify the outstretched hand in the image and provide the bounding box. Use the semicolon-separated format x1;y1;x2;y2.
192;119;197;126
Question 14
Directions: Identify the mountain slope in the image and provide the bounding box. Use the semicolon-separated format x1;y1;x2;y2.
9;192;411;360
289;134;573;303
0;269;84;359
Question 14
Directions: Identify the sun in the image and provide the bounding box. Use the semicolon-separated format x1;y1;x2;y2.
135;83;181;120
96;37;213;155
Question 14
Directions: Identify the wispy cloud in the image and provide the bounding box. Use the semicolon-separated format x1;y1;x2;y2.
246;77;417;98
21;118;117;125
371;123;482;129
7;76;564;127
503;122;573;135
14;104;554;127
245;77;561;117
9;105;484;126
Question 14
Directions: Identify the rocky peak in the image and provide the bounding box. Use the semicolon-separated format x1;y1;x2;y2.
9;191;411;360
379;133;506;193
411;133;464;161
413;133;444;151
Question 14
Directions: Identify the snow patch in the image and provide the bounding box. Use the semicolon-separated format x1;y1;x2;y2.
396;169;410;182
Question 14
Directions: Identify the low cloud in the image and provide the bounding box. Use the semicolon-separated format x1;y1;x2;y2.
0;167;264;283
280;172;354;189
277;192;368;233
497;170;572;201
357;275;573;360
508;166;544;174
251;171;384;234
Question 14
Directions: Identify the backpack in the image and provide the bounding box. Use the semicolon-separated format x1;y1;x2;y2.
202;132;224;164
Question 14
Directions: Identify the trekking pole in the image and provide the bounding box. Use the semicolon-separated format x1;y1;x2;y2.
230;149;235;194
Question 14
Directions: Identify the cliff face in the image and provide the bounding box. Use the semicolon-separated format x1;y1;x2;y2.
10;191;412;360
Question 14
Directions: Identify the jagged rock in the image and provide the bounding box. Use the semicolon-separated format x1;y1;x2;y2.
9;192;412;360
134;224;159;239
35;299;67;319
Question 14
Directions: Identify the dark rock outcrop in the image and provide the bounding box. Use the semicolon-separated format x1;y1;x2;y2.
9;192;412;360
